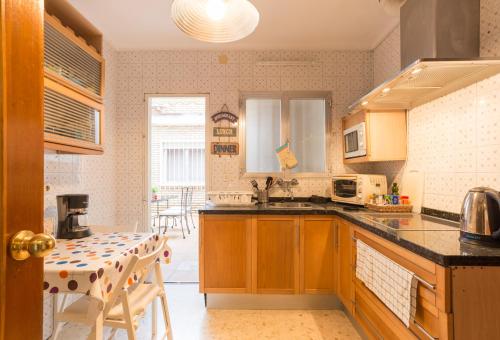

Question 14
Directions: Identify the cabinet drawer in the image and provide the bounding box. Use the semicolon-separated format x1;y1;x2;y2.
354;279;417;340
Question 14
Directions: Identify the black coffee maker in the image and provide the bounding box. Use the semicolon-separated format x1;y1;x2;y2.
56;194;92;239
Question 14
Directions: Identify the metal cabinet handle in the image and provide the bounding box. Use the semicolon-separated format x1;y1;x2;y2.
414;275;436;290
335;222;339;248
414;319;438;340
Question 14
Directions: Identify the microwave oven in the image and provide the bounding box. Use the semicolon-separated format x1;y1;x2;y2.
332;174;387;206
343;122;366;159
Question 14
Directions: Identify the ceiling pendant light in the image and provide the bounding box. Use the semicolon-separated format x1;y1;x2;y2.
171;0;260;43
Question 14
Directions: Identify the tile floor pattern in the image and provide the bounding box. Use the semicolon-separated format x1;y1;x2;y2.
55;284;361;340
157;213;200;283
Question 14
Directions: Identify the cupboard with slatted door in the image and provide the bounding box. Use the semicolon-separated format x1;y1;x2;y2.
43;0;105;154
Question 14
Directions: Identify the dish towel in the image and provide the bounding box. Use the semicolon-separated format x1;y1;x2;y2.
356;240;418;327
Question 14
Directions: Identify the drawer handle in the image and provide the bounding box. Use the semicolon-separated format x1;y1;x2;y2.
414;274;436;291
352;237;436;291
414;319;438;340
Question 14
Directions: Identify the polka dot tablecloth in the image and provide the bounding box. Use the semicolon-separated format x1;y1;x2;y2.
44;232;171;305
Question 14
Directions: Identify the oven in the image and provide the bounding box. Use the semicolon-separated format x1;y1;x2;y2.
343;122;366;159
332;174;387;206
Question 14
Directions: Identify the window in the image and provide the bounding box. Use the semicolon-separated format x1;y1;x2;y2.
160;142;205;186
241;92;331;176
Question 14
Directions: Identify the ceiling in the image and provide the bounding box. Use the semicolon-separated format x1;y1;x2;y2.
69;0;400;50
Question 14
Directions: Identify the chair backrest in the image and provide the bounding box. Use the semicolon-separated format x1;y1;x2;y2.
103;238;166;316
180;187;189;211
187;187;193;210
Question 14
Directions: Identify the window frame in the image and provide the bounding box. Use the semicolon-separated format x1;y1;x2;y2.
239;91;332;178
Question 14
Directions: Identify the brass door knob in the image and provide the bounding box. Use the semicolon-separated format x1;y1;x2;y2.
9;230;56;261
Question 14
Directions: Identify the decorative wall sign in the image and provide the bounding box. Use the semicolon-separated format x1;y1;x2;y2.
211;104;238;123
213;127;237;137
211;142;239;156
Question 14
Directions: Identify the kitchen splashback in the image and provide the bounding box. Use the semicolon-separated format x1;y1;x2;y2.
371;0;500;214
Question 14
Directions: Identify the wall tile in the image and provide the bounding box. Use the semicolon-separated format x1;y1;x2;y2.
371;0;500;213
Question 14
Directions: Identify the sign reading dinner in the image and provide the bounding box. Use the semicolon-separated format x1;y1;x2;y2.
211;142;239;156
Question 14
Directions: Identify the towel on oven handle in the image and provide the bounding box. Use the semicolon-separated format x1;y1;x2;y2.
356;239;418;327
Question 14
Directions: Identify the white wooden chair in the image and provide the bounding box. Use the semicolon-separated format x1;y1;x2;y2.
51;220;141;336
53;238;172;340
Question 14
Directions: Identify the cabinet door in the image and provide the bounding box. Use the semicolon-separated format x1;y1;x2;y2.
254;216;300;294
200;215;252;293
301;216;336;294
337;219;354;312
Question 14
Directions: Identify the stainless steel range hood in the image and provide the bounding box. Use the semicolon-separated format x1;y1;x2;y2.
349;0;500;112
349;58;500;111
400;0;480;69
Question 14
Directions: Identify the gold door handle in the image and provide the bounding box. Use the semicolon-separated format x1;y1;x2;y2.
9;230;56;261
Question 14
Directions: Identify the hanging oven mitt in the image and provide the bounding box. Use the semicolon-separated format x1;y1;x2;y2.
275;142;298;170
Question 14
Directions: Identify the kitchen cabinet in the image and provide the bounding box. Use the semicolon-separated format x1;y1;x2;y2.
342;110;406;164
352;225;449;340
254;216;300;294
199;215;252;293
301;216;336;294
336;219;354;313
199;214;335;295
43;0;105;155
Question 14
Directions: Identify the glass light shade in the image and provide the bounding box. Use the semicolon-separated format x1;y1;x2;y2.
171;0;260;43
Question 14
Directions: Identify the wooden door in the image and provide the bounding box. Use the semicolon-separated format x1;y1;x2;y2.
301;216;336;294
0;0;45;339
199;215;252;293
253;216;300;294
337;219;354;312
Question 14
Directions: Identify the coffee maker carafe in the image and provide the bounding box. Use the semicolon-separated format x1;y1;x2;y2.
56;194;92;239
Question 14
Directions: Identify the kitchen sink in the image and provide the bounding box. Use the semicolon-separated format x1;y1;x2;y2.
267;202;315;209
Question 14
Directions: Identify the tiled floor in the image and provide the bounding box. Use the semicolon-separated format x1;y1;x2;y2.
56;284;361;339
159;213;199;283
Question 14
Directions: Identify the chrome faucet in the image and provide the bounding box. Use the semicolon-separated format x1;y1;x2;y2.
276;178;299;200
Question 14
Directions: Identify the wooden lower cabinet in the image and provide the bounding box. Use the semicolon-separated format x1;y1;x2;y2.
336;219;354;313
352;225;449;340
254;216;300;294
199;214;335;295
301;216;336;294
199;215;252;293
200;214;500;339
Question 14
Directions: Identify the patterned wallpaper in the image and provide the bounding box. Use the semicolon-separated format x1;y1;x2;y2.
373;24;400;87
113;50;375;228
370;0;500;214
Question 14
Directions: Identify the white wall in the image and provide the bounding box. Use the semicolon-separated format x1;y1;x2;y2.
114;50;376;228
371;0;500;214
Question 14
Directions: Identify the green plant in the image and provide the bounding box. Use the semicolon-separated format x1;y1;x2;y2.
391;182;400;195
152;185;159;194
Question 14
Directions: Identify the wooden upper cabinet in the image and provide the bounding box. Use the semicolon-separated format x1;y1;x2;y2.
301;216;336;294
336;219;354;312
254;216;300;294
199;215;252;293
342;110;407;164
43;0;105;155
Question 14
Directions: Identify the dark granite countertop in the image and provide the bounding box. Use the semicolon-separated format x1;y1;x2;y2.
199;203;500;267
